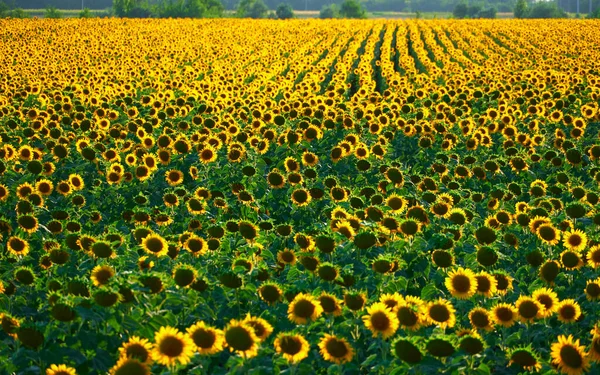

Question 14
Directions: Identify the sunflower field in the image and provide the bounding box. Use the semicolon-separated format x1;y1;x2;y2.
1;17;600;375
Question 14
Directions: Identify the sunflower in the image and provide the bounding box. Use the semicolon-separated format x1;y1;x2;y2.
186;321;224;355
184;235;207;256
7;236;30;257
0;184;8;201
318;334;354;364
515;296;543;323
492;303;518;327
151;326;195;366
109;357;149;375
445;267;477;299
258;282;283;305
386;194;407;214
474;271;497;297
562;229;587;252
141;233;169;257
291;189;311;207
379;292;404;312
532;288;559;318
45;364;77;375
277;249;296;265
556;300;581;323
469;307;493;331
508;346;542;372
35;179;54;196
243;315;273;342
396;296;425;331
426;299;456;328
319;292;343;316
274;333;310;363
68;174;85;191
165;170;184;186
551;335;589;375
590;336;600;362
224;319;259;358
288;293;323;324
199;146;217;163
91;265;115;287
362;302;399;339
587;246;600;268
536;224;561;246
267;169;285;189
118;336;153;364
586;279;600;301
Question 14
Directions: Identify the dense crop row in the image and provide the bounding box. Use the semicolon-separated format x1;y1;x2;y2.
1;18;600;375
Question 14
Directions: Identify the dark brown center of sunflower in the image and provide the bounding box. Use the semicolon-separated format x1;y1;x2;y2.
319;297;337;313
94;269;112;284
246;321;265;338
280;251;295;263
126;344;149;362
538;226;557;241
471;311;490;328
145;238;164;253
260;285;280;302
280;336;302;355
568;235;582;247
560;345;583;368
114;359;148;375
10;239;25;252
293;300;315;318
495;307;514;322
511;350;537;367
519;301;539;319
587;283;600;297
536;295;554;309
192;329;216;349
397;306;418;326
560;305;576;320
226;326;253;351
370;311;391;331
293;190;308;203
592;250;600;263
476;277;491;293
159;336;184;357
452;275;471;293
325;339;348;358
429;305;450;322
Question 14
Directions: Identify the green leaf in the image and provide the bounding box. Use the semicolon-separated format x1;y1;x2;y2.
420;283;439;301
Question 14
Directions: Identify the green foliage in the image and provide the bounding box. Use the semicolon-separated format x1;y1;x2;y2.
453;2;495;19
526;1;567;18
79;7;93;17
0;0;8;16
9;7;30;18
154;0;224;18
452;2;467;18
339;0;366;18
514;0;527;18
588;6;600;18
237;0;269;18
319;4;338;18
275;2;294;19
45;6;62;18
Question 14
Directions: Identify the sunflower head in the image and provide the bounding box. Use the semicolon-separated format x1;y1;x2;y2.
151;326;195;366
274;333;310;363
318;334;354;364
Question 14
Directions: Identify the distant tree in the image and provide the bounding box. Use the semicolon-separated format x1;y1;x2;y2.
276;2;294;19
237;0;269;18
45;6;62;18
467;3;481;17
10;8;30;18
79;7;93;17
452;2;467;18
514;0;528;18
319;4;338;18
478;7;496;18
0;0;8;17
527;1;566;18
339;0;366;18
